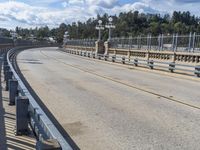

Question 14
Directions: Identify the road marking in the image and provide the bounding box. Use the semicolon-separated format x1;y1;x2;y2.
39;50;200;110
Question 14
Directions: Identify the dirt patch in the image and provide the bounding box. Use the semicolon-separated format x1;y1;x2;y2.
63;121;87;136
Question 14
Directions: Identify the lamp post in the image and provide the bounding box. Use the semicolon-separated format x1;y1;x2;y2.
105;17;115;41
11;31;17;46
63;31;69;45
96;20;104;41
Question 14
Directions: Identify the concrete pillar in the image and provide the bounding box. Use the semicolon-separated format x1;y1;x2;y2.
16;96;29;135
5;71;13;91
104;41;110;55
95;41;105;54
171;52;176;63
36;139;62;150
127;50;131;62
145;51;150;62
114;50;116;55
9;79;18;105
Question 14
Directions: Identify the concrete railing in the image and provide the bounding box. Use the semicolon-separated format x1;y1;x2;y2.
65;37;200;64
107;48;200;64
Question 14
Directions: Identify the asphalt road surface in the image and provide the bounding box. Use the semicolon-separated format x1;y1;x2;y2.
17;47;200;150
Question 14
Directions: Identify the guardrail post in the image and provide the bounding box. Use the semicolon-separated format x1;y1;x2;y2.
195;66;200;77
36;139;62;150
5;71;13;91
4;65;10;78
16;96;29;135
104;55;108;61
148;60;154;69
122;56;125;64
88;52;91;58
134;58;138;66
9;79;18;105
92;52;96;58
169;62;175;73
112;55;116;62
98;54;101;60
84;51;87;57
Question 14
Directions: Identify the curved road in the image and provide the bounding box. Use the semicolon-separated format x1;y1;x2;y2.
17;47;200;150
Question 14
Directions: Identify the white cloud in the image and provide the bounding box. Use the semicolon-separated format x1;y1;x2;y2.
86;0;118;8
142;0;200;15
0;0;199;29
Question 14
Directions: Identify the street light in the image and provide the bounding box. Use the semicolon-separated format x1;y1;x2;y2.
11;31;17;46
105;17;115;41
63;31;69;45
11;31;17;39
96;20;104;41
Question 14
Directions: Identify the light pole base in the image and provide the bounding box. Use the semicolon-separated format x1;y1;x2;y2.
95;40;105;54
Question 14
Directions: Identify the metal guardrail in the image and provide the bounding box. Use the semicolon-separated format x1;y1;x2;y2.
64;49;200;77
5;47;73;150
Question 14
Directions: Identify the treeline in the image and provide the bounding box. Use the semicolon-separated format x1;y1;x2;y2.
1;11;200;43
66;11;200;39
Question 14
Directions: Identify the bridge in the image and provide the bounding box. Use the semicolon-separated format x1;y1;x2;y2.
0;35;200;150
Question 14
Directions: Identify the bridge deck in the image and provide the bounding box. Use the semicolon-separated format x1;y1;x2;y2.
17;47;200;150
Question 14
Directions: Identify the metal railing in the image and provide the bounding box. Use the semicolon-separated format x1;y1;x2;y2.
64;48;200;77
109;33;200;53
66;39;96;47
3;47;74;150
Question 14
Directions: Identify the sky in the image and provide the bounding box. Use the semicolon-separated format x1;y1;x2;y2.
0;0;199;29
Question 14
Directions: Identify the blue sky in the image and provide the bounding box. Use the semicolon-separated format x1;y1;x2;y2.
0;0;199;29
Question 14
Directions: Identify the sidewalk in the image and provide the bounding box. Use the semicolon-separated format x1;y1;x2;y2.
0;58;36;150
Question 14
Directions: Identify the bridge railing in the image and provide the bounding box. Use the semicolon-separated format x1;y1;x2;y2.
66;38;96;47
65;38;97;52
63;48;200;77
109;33;200;53
0;38;74;149
2;46;73;150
